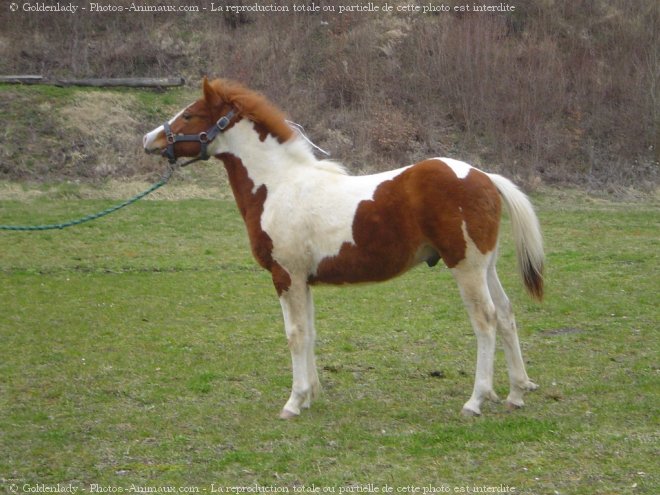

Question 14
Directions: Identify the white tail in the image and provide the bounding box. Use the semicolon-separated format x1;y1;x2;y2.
488;173;545;300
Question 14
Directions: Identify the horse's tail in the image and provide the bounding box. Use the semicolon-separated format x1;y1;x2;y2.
487;173;545;301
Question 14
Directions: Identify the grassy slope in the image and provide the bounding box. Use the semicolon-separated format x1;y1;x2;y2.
0;191;657;493
0;84;192;182
2;2;658;187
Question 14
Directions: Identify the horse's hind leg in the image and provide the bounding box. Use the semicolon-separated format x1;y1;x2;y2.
303;283;321;408
487;258;538;409
452;257;500;416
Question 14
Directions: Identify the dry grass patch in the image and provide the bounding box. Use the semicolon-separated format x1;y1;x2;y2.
58;92;149;178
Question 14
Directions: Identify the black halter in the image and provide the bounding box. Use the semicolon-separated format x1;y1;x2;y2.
162;109;236;166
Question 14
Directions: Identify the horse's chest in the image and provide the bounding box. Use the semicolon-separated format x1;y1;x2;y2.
260;170;417;279
261;186;364;273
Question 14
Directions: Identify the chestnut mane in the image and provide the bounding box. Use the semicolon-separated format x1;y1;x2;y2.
209;79;294;143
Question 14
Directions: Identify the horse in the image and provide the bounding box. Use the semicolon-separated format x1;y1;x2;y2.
143;78;544;418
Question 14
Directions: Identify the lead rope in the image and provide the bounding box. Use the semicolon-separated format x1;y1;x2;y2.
3;121;324;231
0;164;178;231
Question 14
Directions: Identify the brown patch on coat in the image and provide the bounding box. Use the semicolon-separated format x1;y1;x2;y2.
218;152;291;295
460;168;502;254
309;159;501;285
271;263;293;297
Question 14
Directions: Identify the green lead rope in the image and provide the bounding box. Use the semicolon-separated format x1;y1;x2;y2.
0;165;177;231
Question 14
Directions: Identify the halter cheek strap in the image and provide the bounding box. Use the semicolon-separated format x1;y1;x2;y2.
162;109;236;166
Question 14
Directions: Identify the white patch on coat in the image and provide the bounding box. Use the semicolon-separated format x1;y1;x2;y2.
215;120;412;276
142;107;188;151
436;157;472;179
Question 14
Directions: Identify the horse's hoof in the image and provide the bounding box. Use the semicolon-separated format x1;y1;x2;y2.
279;408;299;420
505;400;524;411
461;407;481;417
525;381;539;392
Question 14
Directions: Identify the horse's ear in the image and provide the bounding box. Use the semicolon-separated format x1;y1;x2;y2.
202;77;222;108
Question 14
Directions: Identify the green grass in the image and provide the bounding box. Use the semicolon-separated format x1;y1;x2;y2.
0;190;658;493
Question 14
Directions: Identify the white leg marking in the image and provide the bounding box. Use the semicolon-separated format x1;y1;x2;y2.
303;285;321;408
452;252;499;416
487;258;538;408
279;279;318;418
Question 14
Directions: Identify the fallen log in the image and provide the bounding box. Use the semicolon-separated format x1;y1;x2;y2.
0;75;185;88
54;77;185;88
0;75;44;84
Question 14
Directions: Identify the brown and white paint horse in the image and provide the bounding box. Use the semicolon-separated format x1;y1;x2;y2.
143;78;544;418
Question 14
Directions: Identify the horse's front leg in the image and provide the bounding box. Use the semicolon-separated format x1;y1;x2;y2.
277;277;320;419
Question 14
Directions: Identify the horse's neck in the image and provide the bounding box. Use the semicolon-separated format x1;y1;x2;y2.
217;143;295;228
218;120;318;194
218;152;267;222
221;120;309;182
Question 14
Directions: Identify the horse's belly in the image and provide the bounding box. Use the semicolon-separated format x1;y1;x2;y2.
308;206;428;285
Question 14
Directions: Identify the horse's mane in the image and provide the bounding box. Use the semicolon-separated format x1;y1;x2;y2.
209;79;294;144
208;78;348;176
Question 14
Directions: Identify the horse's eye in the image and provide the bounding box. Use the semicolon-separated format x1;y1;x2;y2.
182;113;192;121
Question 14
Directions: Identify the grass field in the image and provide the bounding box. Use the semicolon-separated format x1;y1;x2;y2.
0;187;658;494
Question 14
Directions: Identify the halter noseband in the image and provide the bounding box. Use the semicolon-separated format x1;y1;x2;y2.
162;109;236;166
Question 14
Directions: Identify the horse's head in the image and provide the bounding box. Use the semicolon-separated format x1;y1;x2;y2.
143;77;237;165
144;78;296;166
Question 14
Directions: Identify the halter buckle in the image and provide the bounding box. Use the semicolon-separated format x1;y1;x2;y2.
217;116;231;130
